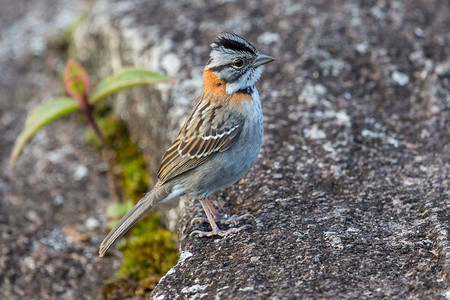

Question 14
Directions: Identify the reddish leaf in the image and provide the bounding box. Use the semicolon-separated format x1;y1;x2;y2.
63;59;90;105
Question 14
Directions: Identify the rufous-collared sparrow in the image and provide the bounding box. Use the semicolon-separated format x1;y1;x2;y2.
99;32;274;257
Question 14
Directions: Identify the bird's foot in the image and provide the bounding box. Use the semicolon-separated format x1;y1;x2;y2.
218;213;253;225
190;217;210;226
190;213;253;226
190;224;252;238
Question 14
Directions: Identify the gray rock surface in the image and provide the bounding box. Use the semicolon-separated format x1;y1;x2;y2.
74;0;450;299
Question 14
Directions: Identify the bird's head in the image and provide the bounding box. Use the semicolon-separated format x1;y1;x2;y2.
204;32;275;95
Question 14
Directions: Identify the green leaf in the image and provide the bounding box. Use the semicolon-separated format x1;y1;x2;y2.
90;68;169;104
10;98;79;170
64;59;90;104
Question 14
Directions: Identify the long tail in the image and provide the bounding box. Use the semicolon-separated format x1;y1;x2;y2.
99;185;169;257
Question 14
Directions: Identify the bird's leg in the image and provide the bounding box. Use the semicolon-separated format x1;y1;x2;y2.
200;198;220;234
190;198;214;225
190;197;225;224
190;198;253;226
204;197;222;221
190;198;252;237
204;198;253;225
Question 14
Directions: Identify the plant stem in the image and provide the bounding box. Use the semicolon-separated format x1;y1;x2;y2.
83;102;104;142
82;102;122;203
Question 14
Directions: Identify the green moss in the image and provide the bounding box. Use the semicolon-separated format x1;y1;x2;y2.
101;214;178;299
119;214;178;279
84;106;178;299
84;105;152;201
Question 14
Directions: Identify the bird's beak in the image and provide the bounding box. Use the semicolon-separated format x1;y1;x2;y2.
252;54;275;68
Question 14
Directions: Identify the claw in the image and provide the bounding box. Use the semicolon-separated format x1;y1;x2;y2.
190;217;210;226
190;224;252;238
190;213;254;226
218;213;254;225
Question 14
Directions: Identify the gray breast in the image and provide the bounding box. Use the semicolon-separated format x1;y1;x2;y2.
182;88;264;198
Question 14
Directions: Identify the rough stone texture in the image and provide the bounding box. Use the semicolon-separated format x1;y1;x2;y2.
0;0;122;299
74;0;450;299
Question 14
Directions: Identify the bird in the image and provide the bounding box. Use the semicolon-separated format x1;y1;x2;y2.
99;32;274;257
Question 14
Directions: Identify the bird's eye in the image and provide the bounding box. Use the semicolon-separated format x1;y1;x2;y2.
233;58;244;68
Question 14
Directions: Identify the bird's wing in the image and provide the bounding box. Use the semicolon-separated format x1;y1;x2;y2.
157;94;244;184
100;94;244;257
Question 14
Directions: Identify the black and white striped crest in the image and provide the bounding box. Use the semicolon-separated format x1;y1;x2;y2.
211;33;258;55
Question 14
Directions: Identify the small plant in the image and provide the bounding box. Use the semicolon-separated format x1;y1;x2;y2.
9;59;177;297
9;59;169;171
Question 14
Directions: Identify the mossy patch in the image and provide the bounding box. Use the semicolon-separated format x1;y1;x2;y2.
101;214;178;299
85;106;178;299
84;105;151;201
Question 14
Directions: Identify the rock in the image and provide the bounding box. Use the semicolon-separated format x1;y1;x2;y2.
85;217;100;231
74;0;450;299
303;124;327;140
355;42;369;55
257;32;281;45
73;165;89;181
391;71;410;86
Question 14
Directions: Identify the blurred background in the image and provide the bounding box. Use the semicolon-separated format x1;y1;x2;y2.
0;0;448;299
